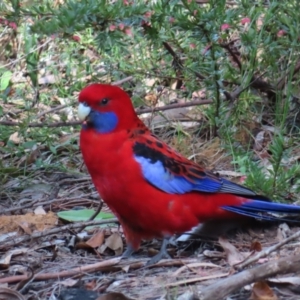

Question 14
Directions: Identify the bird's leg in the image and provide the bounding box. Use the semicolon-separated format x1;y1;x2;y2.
122;243;135;259
146;238;171;266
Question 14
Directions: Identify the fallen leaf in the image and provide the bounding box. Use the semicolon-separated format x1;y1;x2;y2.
277;223;290;241
0;248;29;268
219;237;246;266
145;92;158;106
38;74;57;85
250;281;278;300
105;232;123;256
86;230;105;248
34;206;46;215
15;221;33;234
9;132;21;144
84;279;97;290
250;240;262;252
60;278;79;287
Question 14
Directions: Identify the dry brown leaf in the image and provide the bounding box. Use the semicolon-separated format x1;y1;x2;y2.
34;206;46;215
15;221;33;234
0;248;28;268
250;281;278;300
145;92;158;106
18;147;42;167
192;89;206;99
38;74;57;85
250;240;262;252
84;279;97;290
105;232;123;255
60;278;79;287
86;230;105;248
219;237;246;266
277;223;290;241
8;132;21;144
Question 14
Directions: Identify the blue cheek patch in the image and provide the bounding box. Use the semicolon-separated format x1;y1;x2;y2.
84;110;118;133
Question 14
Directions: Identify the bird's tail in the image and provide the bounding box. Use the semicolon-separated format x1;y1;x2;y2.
222;199;300;222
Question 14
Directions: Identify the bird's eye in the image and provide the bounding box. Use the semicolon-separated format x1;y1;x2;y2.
99;98;109;106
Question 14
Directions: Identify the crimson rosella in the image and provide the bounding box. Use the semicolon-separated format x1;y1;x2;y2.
78;83;300;264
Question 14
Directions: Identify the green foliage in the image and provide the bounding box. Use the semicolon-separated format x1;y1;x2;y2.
231;133;300;201
57;209;114;222
0;0;300;202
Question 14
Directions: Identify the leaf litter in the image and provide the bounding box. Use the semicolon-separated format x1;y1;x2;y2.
1;114;300;299
1;19;300;300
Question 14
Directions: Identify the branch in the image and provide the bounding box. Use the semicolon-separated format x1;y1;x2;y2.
0;99;212;128
200;254;300;300
0;258;198;284
236;229;300;269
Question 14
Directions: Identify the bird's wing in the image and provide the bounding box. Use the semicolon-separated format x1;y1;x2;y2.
132;133;256;196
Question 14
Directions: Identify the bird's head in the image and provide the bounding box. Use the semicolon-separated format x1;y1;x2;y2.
78;84;138;134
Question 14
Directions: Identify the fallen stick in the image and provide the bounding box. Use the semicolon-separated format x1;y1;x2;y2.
236;229;300;269
0;258;198;284
199;254;300;300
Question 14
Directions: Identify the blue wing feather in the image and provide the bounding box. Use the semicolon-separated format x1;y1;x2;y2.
132;139;256;196
134;156;221;194
131;131;300;222
223;200;300;221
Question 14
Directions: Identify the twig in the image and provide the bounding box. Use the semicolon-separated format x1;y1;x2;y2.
111;76;133;86
162;41;184;89
136;99;212;113
166;272;229;288
220;42;242;70
36;104;69;118
1;38;53;69
236;229;300;269
172;262;221;277
0;218;118;250
0;99;212;127
0;120;80;127
0;257;121;284
75;201;104;233
0;258;198;284
199;254;300;300
225;71;270;101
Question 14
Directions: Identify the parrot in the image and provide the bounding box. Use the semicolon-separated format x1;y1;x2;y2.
78;83;300;265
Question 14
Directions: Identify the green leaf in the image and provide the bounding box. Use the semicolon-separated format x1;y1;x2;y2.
0;71;12;91
50;146;57;154
23;141;37;149
57;209;115;222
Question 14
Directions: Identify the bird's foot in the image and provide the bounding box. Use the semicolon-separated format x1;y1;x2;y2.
146;238;171;266
122;244;135;259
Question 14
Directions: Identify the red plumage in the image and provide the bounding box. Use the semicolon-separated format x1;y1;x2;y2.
78;83;299;261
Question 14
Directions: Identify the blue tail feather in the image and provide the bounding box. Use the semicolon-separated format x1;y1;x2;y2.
223;199;300;222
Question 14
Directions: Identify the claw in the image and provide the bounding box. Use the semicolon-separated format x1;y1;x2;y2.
146;238;171;266
122;244;135;259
